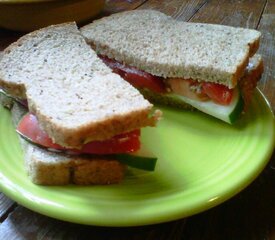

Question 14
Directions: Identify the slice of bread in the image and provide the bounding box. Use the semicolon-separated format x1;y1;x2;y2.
141;54;263;110
239;54;263;110
0;22;161;148
10;102;126;185
81;10;261;89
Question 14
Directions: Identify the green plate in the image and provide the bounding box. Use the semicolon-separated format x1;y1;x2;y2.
0;89;274;226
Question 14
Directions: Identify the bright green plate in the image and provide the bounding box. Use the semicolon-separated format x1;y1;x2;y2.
0;89;274;226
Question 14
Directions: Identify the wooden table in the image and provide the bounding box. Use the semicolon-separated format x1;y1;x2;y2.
0;1;274;239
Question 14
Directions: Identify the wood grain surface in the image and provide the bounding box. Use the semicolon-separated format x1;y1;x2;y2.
0;193;15;222
138;0;207;21
257;0;275;107
0;0;274;239
190;0;266;28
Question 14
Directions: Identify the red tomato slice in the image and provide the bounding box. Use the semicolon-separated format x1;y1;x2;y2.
100;55;167;93
202;82;233;105
17;113;141;154
17;113;63;150
80;131;140;154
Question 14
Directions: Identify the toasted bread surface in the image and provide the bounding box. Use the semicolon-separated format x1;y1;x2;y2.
0;22;160;148
81;10;261;88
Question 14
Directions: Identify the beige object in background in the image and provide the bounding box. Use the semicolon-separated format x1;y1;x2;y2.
0;0;105;31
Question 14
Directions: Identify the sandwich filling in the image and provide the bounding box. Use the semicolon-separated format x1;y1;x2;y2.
0;89;157;171
100;55;262;123
17;111;157;171
100;55;233;105
17;112;141;155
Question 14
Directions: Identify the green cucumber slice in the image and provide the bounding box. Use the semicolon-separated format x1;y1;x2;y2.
169;88;244;124
17;120;157;171
115;145;157;171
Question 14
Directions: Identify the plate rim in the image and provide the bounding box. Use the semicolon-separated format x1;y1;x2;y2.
0;89;274;226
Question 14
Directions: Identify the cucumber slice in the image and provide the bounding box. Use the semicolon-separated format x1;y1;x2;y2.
169;88;244;124
17;123;157;171
115;145;157;171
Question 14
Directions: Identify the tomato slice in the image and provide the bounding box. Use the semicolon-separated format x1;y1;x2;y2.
17;113;140;154
80;130;140;154
100;55;167;93
99;55;233;105
202;82;233;105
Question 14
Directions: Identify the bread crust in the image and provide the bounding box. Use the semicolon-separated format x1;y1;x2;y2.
141;55;263;111
0;22;76;99
249;38;260;57
32;104;159;148
0;22;161;148
231;50;250;87
10;102;126;185
25;148;126;185
239;54;264;111
81;10;261;88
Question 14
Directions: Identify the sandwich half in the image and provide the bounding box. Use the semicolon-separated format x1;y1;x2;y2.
81;10;264;124
0;22;161;185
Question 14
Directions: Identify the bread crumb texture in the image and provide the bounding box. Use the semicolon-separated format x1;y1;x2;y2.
0;22;159;148
11;102;126;185
25;143;125;185
81;10;261;88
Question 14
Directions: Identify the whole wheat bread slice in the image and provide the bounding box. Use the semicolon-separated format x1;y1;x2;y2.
0;22;161;148
81;10;261;89
8;102;125;185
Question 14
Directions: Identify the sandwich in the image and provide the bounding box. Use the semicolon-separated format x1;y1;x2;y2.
81;10;264;124
0;22;161;185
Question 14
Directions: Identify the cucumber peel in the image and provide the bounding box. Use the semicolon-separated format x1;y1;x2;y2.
168;88;244;124
115;145;157;171
17;125;157;172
